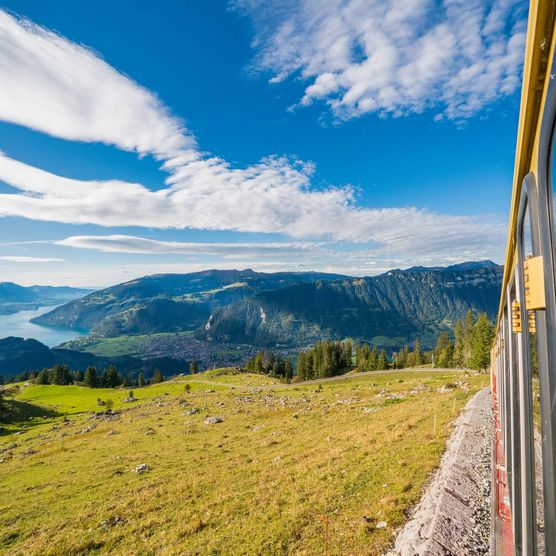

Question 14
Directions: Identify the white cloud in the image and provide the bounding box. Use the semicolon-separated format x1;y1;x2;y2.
0;10;194;160
238;0;527;120
56;234;321;257
0;8;507;268
0;256;64;263
0;152;505;258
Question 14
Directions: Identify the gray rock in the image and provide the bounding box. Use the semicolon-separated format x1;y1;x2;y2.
134;463;150;474
204;416;223;425
184;408;200;416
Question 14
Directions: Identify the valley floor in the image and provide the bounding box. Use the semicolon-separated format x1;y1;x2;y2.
0;369;487;555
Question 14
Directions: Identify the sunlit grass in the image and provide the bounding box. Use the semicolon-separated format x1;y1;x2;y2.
0;369;485;555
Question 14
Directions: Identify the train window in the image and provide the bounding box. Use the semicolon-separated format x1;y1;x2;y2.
519;202;544;549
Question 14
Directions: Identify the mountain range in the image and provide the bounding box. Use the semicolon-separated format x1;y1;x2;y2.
198;261;503;348
31;270;346;336
0;283;92;315
31;263;502;351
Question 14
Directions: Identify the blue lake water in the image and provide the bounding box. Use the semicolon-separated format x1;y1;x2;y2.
0;305;86;347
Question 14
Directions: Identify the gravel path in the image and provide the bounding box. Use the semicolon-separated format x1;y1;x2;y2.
386;388;493;556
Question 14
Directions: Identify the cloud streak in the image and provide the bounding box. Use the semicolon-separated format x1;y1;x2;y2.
238;0;526;120
56;234;321;257
0;152;505;258
0;256;64;263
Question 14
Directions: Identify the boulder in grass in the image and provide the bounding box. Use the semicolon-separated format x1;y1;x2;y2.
134;463;150;474
184;408;200;416
123;397;138;403
204;416;223;425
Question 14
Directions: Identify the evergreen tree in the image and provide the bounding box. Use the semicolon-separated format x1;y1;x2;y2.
453;320;465;368
463;310;476;367
434;332;454;368
377;350;388;370
153;368;164;384
49;364;72;385
83;366;99;388
284;360;293;381
73;370;84;383
470;313;494;371
102;366;123;388
0;388;7;420
137;372;145;387
414;339;423;366
36;369;50;385
189;359;198;374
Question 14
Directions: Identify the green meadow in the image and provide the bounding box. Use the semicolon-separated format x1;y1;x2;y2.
0;369;486;555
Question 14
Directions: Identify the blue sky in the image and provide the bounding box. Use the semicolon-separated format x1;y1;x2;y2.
0;0;527;286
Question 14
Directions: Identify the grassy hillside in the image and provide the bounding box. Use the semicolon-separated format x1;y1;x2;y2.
0;369;486;555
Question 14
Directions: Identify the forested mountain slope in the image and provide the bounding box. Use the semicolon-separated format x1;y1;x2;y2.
32;269;347;336
199;262;503;349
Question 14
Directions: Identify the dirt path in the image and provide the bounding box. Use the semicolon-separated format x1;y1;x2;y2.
386;388;492;555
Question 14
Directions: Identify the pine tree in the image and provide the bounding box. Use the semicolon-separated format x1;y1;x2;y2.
189;359;198;374
36;369;50;385
414;339;423;366
377;350;388;370
434;332;454;368
284;360;293;381
0;388;7;420
102;366;123;388
470;313;494;371
153;369;164;384
463;310;476;367
137;372;145;387
453;320;465;368
83;366;98;388
49;364;72;385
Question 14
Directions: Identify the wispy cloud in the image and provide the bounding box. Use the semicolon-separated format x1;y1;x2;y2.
237;0;527;120
0;8;507;268
56;234;321;257
0;152;505;257
0;256;64;263
0;10;193;160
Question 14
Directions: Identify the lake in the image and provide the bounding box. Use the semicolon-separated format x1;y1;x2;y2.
0;305;87;347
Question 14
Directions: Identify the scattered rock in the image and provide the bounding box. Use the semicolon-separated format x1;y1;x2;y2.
184;408;200;416
205;389;216;393
204;416;223;425
100;516;126;531
376;521;388;529
122;397;138;403
134;463;150;474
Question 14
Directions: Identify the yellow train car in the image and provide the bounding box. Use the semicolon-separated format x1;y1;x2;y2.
493;1;556;554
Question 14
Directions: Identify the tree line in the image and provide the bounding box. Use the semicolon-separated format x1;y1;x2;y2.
297;340;353;380
245;351;294;380
4;365;167;388
432;311;493;370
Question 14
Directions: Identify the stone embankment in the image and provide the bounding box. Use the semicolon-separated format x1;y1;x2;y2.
386;388;492;556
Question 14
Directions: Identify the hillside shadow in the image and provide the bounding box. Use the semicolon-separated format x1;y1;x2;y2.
0;400;59;435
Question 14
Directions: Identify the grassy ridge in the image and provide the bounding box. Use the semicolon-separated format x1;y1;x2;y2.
0;370;486;555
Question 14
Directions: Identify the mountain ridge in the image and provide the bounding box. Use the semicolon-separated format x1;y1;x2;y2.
32;269;348;336
198;262;503;349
